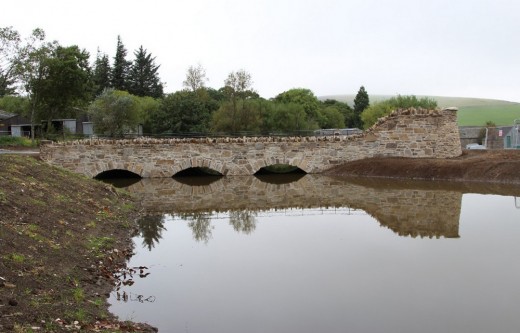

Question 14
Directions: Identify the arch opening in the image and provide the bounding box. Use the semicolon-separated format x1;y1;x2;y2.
255;164;307;175
174;167;223;177
95;169;142;188
173;167;223;186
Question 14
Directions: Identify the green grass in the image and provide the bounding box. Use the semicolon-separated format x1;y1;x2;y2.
322;94;518;108
87;236;114;257
321;94;520;127
72;286;85;303
4;253;26;263
457;105;520;126
0;136;37;147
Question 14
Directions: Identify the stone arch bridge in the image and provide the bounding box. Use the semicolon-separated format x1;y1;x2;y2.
40;107;462;178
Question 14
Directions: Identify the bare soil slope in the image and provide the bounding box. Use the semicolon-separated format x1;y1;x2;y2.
325;150;520;184
0;155;155;332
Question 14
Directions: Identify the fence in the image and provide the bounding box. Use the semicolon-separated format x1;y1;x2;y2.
460;124;520;150
484;125;520;149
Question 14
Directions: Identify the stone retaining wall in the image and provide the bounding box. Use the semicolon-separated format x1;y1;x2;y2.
40;107;462;177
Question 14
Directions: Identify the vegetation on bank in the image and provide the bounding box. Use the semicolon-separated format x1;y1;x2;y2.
325;94;520;127
0;136;37;147
0;155;154;332
360;95;438;129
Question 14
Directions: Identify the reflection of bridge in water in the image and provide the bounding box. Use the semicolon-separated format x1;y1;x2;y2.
126;175;465;239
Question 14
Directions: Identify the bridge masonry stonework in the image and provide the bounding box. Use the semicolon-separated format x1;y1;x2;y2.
40;107;462;177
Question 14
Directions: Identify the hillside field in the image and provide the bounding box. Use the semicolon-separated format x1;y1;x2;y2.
321;95;520;126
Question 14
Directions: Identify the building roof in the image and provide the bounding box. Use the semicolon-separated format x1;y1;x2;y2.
0;110;16;120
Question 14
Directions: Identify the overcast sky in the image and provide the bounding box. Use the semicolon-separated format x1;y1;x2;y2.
4;0;520;102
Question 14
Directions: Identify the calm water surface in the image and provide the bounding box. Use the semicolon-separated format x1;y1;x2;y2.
108;176;520;333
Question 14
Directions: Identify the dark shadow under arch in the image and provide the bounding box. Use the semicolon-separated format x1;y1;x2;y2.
95;169;142;188
255;173;306;185
173;167;223;186
255;164;307;175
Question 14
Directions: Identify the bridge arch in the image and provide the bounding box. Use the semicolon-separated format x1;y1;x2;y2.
250;156;310;175
170;158;227;176
88;161;146;179
173;167;223;177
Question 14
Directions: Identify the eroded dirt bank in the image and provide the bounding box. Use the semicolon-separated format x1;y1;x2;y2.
325;150;520;184
0;155;155;332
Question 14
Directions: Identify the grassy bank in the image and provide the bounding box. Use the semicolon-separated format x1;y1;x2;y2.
0;136;38;148
457;104;520;126
0;155;155;332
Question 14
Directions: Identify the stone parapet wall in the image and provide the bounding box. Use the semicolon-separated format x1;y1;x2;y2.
40;107;462;177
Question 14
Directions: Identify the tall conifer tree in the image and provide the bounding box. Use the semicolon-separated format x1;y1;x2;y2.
127;46;163;98
353;86;369;128
92;49;111;95
111;36;130;91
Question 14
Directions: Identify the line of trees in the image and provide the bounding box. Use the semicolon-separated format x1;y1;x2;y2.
0;27;165;138
0;26;436;139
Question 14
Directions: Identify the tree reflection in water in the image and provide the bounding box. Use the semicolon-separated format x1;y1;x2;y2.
229;210;257;234
180;212;213;243
137;215;167;250
179;211;258;243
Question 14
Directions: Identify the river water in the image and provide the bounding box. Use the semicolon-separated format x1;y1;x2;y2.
107;175;520;333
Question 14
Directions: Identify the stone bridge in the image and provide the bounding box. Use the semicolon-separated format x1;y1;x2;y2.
40;107;462;177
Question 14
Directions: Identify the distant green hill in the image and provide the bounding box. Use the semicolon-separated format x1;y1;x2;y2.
321;95;520;126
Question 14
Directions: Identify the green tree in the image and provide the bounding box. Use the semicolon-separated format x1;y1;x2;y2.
136;95;161;135
92;49;111;96
265;102;315;133
274;88;320;122
212;98;268;133
222;69;255;132
88;89;140;137
111;36;130;91
360;102;394;129
0;26;22;96
128;46;163;98
353;86;369;128
361;95;438;129
14;28;55;141
206;87;227;102
0;95;29;114
34;45;93;126
318;106;345;129
150;89;218;134
321;99;356;127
